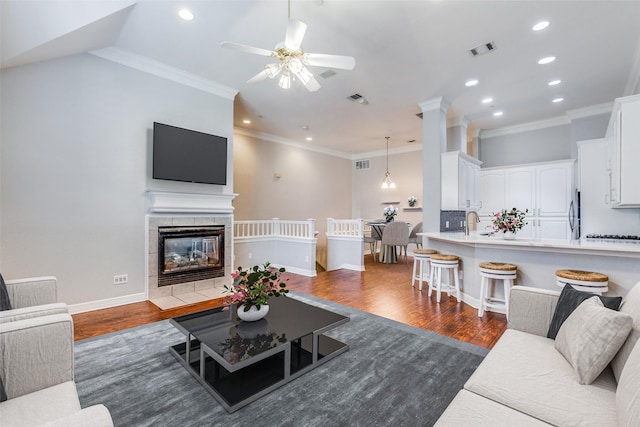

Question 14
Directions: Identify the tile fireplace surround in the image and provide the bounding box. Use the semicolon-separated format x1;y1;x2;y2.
146;191;236;310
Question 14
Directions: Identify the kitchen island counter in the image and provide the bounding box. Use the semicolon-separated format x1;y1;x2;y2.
417;232;640;312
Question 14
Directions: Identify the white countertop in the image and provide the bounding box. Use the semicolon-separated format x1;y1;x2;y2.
419;231;640;256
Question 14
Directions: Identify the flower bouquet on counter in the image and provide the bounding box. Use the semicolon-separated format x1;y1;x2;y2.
408;196;417;207
492;207;529;234
383;205;398;223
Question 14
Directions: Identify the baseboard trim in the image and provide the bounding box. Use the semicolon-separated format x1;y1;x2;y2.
68;292;147;314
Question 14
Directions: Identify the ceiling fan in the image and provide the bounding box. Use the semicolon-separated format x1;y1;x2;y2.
220;5;355;92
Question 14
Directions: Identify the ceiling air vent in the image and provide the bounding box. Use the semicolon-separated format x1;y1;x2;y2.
355;159;370;170
469;41;496;56
347;93;368;105
319;69;336;79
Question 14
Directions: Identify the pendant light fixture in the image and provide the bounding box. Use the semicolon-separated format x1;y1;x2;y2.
381;136;396;189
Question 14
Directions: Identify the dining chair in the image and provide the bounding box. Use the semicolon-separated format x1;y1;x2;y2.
381;221;410;264
408;221;423;251
364;225;382;262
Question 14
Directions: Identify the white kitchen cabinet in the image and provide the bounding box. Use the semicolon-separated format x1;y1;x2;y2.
606;94;640;208
441;151;482;210
479;169;505;216
478;160;574;241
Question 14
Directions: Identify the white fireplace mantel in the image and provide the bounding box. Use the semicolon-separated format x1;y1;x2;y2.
146;190;237;214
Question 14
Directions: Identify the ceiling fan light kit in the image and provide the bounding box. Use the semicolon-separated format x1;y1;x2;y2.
221;2;355;92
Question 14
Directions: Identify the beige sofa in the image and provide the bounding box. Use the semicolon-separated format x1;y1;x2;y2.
0;276;113;426
436;282;640;426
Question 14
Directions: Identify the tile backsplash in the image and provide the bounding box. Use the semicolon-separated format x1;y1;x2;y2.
440;210;466;232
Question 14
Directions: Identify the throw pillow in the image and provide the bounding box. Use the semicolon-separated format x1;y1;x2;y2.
0;273;12;311
547;284;623;339
555;296;633;385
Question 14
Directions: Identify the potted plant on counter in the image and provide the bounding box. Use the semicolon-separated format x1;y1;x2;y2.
492;207;529;239
224;262;289;321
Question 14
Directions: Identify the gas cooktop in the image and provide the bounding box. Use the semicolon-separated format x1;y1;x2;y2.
585;234;640;241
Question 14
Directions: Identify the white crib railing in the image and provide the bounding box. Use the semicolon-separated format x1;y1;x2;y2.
326;218;363;237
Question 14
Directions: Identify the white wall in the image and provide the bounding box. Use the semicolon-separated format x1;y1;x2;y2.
479;124;573;168
232;133;352;269
351;149;424;227
0;54;234;306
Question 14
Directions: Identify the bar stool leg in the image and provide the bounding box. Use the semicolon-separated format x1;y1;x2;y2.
418;259;426;291
504;278;513;319
453;266;461;302
428;264;435;298
478;275;487;317
436;266;442;303
411;257;418;288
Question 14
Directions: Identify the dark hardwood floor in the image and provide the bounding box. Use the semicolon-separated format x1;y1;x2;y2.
72;255;507;349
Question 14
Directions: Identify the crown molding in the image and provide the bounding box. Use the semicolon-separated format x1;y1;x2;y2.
480;115;571;139
90;47;239;100
447;116;470;128
624;33;640;96
234;128;354;160
419;97;449;113
566;102;612;120
351;144;423;160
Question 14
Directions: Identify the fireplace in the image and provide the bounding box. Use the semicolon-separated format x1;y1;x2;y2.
158;226;225;287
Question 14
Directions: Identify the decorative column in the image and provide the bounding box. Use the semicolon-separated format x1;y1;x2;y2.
419;97;449;233
446;116;469;153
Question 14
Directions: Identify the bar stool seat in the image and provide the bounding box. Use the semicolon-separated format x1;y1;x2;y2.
478;262;518;318
429;254;461;303
411;249;439;290
556;269;609;295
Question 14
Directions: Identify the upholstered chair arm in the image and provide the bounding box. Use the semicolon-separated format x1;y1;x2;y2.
5;276;58;309
508;286;560;337
43;404;115;427
0;313;74;399
0;303;69;324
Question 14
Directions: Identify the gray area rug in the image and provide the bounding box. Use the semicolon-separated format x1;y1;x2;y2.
75;292;488;427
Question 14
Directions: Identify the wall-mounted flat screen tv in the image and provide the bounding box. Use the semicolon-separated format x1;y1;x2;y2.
153;122;227;185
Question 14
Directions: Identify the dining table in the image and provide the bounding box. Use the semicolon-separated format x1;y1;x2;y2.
366;221;412;264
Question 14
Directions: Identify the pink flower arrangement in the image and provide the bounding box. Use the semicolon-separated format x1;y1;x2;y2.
224;262;289;311
492;208;529;233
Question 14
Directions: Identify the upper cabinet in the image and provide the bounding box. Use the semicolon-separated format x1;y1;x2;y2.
606;94;640;208
479;160;574;241
441;151;482;210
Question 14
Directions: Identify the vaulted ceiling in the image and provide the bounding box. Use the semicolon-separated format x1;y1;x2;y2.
2;1;640;156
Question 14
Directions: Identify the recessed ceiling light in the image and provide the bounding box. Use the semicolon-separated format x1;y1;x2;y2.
482;97;493;104
533;21;550;31
548;79;562;86
178;9;194;21
493;111;504;117
538;56;556;65
465;79;479;87
242;119;251;124
305;137;313;141
552;97;564;103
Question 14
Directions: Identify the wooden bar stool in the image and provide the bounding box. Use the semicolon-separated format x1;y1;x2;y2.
429;254;461;303
556;269;609;295
478;262;517;318
411;249;439;290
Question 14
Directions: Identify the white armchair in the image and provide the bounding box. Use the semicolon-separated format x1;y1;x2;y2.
0;313;113;426
0;276;68;323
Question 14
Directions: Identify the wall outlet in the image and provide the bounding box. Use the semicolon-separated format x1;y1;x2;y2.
445;221;450;228
113;274;128;285
248;252;253;259
305;256;309;262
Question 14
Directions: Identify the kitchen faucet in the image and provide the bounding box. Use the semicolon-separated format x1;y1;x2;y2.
465;211;480;236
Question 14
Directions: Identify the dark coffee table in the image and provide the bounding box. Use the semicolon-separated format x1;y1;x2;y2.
169;296;349;413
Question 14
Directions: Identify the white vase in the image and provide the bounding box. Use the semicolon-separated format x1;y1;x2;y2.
237;304;269;322
503;231;516;240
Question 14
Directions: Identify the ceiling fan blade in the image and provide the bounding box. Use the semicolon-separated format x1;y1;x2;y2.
306;53;356;70
284;19;307;51
303;75;321;92
220;41;274;57
247;69;270;84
